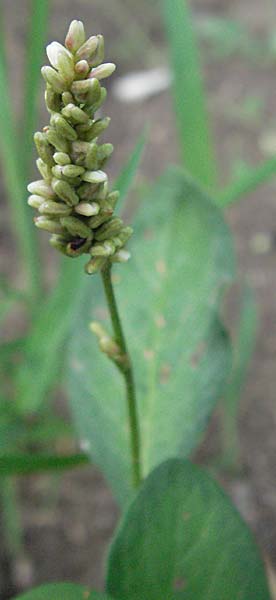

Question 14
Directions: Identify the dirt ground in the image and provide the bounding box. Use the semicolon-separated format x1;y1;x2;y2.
1;0;276;597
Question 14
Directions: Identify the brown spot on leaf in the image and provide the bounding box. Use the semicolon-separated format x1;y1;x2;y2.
155;259;167;275
111;273;121;285
143;348;155;361
144;228;154;240
183;512;191;521
71;358;84;372
173;577;187;591
159;363;171;384
94;306;108;320
189;341;206;368
154;313;166;328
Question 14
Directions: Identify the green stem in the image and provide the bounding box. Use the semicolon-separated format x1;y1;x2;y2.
101;264;141;489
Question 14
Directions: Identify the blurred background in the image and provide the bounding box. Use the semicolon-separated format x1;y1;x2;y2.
1;0;276;597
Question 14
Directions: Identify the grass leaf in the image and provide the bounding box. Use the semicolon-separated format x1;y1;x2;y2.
220;284;257;468
115;128;147;212
0;26;41;300
22;0;49;176
0;453;89;477
162;0;217;189
217;158;276;207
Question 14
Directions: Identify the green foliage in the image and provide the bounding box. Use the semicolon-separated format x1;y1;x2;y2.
115;128;147;212
221;284;258;468
14;583;113;599
66;168;234;504
162;0;217;188
0;38;40;299
22;0;49;175
218;158;276;207
0;452;89;477
14;258;87;415
106;458;270;599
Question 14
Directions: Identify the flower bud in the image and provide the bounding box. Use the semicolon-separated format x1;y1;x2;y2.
75;36;98;63
62;91;74;105
61;216;92;239
38;200;72;216
74;202;99;216
51;113;78;141
117;226;133;244
36;158;52;182
95;217;123;241
66;237;91;257
62;103;89;124
34;132;54;166
27;179;55;199
34;216;65;234
49;234;68;255
45;85;61;112
52;178;79;206
53;152;71;165
84;143;98;170
41;66;67;93
46;42;74;85
111;249;131;263
106;191;119;208
90;240;115;257
110;250;131;263
85;256;107;274
90;35;105;67
82;169;107;184
89;63;116;81
88;213;112;229
71;77;101;106
75;60;90;79
65;20;86;53
84;117;110;141
28;194;44;209
46;128;70;153
62;164;85;178
97;143;114;164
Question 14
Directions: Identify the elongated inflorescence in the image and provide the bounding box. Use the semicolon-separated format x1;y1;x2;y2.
27;20;132;274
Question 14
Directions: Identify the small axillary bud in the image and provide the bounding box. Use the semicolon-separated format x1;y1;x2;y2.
90;322;129;368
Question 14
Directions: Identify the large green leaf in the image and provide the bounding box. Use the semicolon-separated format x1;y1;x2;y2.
14;583;113;599
106;459;270;599
66;168;234;504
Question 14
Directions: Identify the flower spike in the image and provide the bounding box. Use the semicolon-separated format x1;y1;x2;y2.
28;20;132;274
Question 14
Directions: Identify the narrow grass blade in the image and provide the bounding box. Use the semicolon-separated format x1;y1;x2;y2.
162;0;217;189
220;284;257;469
0;453;89;477
0;36;41;300
22;0;49;176
114;128;147;212
15;257;88;415
217;158;276;207
1;478;23;557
